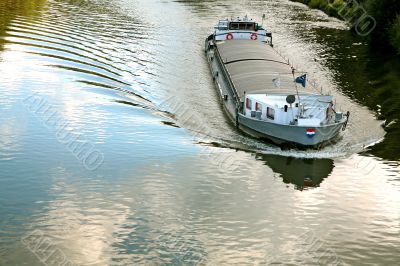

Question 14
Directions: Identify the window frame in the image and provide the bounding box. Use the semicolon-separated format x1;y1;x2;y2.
229;23;239;30
256;102;262;112
246;98;252;110
266;107;275;120
246;23;255;31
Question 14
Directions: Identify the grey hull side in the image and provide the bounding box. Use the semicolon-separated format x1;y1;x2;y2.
206;40;238;124
238;114;344;147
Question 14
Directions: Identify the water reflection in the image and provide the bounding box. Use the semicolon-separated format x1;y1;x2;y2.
312;27;400;160
258;154;334;190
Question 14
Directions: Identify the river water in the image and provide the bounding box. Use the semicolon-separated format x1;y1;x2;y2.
0;0;399;265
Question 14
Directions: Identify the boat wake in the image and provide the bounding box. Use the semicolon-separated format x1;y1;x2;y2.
9;0;383;161
177;125;384;159
145;0;385;160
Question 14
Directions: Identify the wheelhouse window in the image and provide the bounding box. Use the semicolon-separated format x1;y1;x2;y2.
246;23;256;31
229;22;255;31
229;23;239;30
267;107;275;120
217;21;229;30
246;98;252;110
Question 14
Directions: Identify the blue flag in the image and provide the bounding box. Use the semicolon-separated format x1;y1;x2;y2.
295;74;307;87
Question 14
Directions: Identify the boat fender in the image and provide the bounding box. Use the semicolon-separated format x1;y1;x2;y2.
250;33;258;41
342;111;350;131
226;33;233;40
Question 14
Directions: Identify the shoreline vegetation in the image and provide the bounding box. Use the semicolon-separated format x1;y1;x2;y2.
289;0;400;53
290;0;400;159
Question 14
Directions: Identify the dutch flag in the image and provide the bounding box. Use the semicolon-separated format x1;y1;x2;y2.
306;128;316;138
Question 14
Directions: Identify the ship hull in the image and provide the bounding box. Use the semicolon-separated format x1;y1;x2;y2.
205;36;346;148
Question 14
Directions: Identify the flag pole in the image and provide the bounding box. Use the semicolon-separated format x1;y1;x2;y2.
294;83;301;117
292;69;302;118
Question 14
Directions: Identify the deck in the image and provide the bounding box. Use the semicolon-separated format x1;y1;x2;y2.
215;40;315;97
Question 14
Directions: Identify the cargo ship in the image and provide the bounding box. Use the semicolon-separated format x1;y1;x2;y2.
204;16;349;148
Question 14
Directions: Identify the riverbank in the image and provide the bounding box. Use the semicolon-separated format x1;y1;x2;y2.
290;0;400;53
290;0;347;18
291;0;400;159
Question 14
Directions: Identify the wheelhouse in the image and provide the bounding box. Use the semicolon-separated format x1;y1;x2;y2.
213;18;270;42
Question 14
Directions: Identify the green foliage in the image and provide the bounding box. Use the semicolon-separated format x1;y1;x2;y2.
325;0;346;17
308;0;322;9
389;15;400;54
291;0;400;52
359;0;399;50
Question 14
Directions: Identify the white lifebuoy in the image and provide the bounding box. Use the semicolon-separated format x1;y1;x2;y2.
251;33;258;40
226;33;233;40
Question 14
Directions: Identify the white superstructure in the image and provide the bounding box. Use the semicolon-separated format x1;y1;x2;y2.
214;16;270;43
